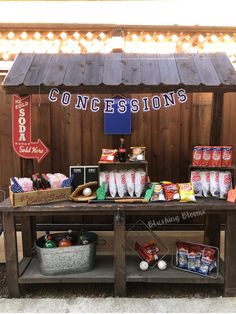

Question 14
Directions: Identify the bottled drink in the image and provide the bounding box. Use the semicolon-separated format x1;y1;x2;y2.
118;138;126;162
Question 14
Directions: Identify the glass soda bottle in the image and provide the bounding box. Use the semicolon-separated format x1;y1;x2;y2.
118;138;126;162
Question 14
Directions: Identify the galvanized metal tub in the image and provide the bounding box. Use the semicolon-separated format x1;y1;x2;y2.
36;232;97;275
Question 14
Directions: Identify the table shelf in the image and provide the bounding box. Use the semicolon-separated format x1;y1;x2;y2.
126;256;224;284
18;255;114;284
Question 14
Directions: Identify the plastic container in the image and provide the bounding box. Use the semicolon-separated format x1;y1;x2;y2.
36;231;97;275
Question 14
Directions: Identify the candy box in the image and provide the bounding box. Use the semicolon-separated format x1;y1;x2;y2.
9;187;72;208
202;146;212;167
192;146;203;166
221;146;233;167
211;146;222;167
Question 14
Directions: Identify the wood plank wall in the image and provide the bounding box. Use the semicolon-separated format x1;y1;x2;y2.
0;76;236;227
1;78;236;193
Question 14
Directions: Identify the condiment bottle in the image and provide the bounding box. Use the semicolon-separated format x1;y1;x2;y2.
118;138;126;162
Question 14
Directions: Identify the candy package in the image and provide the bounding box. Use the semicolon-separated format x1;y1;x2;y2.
227;188;236;203
134;169;146;197
135;240;159;264
115;171;127;198
163;183;180;201
178;183;196;202
219;171;232;199
99;149;118;163
125;169;135;197
191;171;202;197
151;183;165;201
129;147;146;162
176;242;188;268
210;171;220;198
108;171;117;197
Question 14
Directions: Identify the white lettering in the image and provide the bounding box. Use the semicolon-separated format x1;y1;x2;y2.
162;91;176;107
118;99;127;113
90;97;100;112
104;99;114;113
61;92;71;106
75;95;89;110
48;88;59;102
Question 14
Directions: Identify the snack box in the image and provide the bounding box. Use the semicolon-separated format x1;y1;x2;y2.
9;187;72;208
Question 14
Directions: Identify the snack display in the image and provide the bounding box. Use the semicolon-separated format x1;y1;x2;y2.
129;147;146;161
108;171;117;197
175;241;218;277
192;145;233;168
99;171;109;193
191;170;232;199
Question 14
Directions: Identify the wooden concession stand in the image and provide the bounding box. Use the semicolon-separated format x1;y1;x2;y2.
1;52;236;297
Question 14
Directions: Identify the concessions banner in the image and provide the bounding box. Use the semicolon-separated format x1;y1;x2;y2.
12;95;49;163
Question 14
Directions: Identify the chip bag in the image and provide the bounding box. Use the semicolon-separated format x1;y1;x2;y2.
99;149;117;163
178;183;196;202
163;183;180;201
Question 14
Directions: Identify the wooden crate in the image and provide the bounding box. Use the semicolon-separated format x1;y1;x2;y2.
9;187;72;208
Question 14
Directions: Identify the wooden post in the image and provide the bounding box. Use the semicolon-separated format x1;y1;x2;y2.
114;209;126;297
204;92;224;247
209;93;224;146
21;216;37;257
3;212;20;297
224;212;236;296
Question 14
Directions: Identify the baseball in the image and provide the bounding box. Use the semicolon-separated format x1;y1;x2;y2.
157;260;167;270
82;187;92;196
139;260;149;271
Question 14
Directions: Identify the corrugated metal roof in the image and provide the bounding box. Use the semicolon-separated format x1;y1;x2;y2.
2;52;236;94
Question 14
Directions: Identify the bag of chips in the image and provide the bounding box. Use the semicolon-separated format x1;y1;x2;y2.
115;171;127;198
134;170;146;197
219;171;232;199
191;171;202;197
108;171;117;197
125;169;135;197
163;183;180;201
178;183;196;202
201;171;211;197
129;147;146;161
99;171;109;193
210;171;220;198
99;149;117;163
151;183;165;201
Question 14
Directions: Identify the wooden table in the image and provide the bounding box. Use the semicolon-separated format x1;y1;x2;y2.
1;198;236;298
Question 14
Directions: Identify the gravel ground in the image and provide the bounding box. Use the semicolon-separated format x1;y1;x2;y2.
0;263;223;299
1;263;236;313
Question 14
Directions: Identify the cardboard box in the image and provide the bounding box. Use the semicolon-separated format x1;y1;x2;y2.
9;187;72;208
